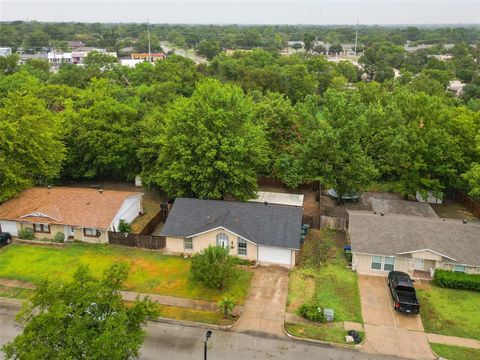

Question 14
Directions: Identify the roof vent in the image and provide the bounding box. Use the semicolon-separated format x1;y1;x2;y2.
373;211;376;214
47;185;52;189
264;201;268;206
380;212;384;216
86;201;91;205
98;189;103;194
463;219;468;224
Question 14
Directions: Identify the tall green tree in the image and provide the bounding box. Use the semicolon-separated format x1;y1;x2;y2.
144;79;268;200
196;40;222;60
0;93;65;202
2;263;158;360
62;79;143;180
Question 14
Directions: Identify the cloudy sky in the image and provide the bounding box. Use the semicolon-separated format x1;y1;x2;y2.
1;0;478;25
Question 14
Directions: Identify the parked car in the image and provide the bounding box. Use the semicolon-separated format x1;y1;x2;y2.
0;232;12;247
387;271;420;314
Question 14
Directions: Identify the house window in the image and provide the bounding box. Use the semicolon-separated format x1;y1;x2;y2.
238;238;247;256
383;257;395;271
83;228;100;237
371;255;382;270
216;232;229;248
184;238;193;250
454;264;466;273
33;223;50;233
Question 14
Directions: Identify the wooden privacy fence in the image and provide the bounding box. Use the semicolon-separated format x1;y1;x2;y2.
139;208;168;236
108;232;166;250
320;216;348;231
448;189;480;218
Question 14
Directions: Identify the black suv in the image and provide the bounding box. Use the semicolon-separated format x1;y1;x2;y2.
0;232;12;247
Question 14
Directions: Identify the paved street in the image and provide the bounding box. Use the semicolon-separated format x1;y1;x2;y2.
0;304;403;360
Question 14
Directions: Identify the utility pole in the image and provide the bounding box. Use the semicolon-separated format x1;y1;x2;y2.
354;19;359;56
147;19;152;62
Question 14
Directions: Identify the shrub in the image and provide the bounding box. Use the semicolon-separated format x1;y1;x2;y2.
54;232;65;243
190;245;235;289
433;269;480;292
218;297;235;319
18;228;35;240
298;303;325;322
118;219;131;233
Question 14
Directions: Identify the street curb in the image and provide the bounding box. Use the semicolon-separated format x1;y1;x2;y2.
150;315;239;331
283;323;364;350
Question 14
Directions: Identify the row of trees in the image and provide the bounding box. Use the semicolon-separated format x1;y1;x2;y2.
2;22;479;53
0;49;479;203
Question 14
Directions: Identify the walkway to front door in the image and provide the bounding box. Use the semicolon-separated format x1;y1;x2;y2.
233;266;289;338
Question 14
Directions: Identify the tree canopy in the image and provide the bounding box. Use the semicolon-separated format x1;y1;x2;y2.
2;263;158;360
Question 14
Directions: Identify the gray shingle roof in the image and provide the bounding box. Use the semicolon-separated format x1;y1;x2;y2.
160;198;303;249
348;210;480;266
370;199;438;218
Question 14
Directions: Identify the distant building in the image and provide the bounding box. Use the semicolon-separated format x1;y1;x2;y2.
0;47;12;57
47;49;117;66
67;41;85;50
131;53;166;60
447;80;465;97
19;53;48;64
120;59;145;68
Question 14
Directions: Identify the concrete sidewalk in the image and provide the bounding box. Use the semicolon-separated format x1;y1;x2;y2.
426;333;480;349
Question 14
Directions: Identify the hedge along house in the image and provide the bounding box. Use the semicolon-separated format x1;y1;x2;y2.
348;210;480;278
160;198;303;267
0;187;144;243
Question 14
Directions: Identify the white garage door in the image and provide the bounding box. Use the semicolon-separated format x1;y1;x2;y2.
0;221;18;236
258;246;292;266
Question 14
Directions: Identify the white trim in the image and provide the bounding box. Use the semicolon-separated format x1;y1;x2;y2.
20;212;61;222
185;226;300;250
396;248;457;261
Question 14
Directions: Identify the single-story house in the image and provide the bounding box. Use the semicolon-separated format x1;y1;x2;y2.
160;198;303;267
348;210;480;277
0;187;144;243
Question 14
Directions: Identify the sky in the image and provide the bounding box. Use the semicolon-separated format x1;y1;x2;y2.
1;0;479;25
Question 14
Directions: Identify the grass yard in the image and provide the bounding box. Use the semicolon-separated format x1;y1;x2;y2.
430;343;480;360
0;285;34;299
285;323;364;345
0;244;252;304
156;304;235;326
287;229;362;323
417;285;480;340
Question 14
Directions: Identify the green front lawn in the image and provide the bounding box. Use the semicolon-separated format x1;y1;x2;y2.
0;285;34;299
417;285;480;340
286;323;364;344
430;343;480;360
0;244;252;304
287;229;362;323
157;304;235;326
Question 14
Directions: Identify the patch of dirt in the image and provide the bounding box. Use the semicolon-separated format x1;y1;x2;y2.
431;200;479;221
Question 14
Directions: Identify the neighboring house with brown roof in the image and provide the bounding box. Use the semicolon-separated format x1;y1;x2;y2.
348;209;480;278
0;187;144;243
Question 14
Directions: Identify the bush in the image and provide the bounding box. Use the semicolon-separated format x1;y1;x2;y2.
118;219;131;233
18;228;35;240
190;245;235;289
298;303;325;322
218;297;235;319
54;232;65;243
433;270;480;292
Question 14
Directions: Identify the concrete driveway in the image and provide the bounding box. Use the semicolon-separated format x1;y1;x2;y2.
233;266;289;338
358;275;435;360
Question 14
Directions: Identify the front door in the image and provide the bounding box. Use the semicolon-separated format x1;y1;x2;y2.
414;258;424;271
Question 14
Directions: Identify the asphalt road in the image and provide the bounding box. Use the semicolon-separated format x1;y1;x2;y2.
0;304;402;360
